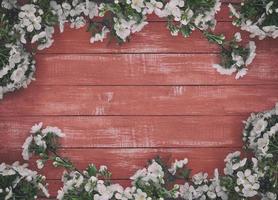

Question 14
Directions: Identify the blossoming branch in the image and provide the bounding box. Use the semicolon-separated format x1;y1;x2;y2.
1;103;275;199
1;0;276;99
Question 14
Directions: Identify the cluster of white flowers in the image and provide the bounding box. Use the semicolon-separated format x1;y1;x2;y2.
151;0;221;35
178;170;228;200
1;0;266;99
57;166;154;200
212;33;256;79
50;0;98;32
113;17;148;42
0;162;49;199
262;192;278;200
193;0;221;31
0;43;35;100
15;119;278;199
16;4;45;43
90;26;110;43
22;122;65;164
168;158;188;175
223;151;246;176
243;103;278;158
223;151;262;198
1;0;17;10
131;160;165;184
235;169;260;197
61;158;229;200
229;1;278;40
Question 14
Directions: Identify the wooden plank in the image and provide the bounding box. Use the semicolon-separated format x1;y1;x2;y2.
40;22;278;54
0;85;277;116
0;148;241;179
0;116;244;149
34;53;278;86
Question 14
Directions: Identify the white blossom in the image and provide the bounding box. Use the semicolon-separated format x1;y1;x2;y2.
234;32;242;42
0;162;48;199
133;189;150;200
90;27;110;43
4;188;12;200
22;135;33;160
18;4;42;33
38;183;50;198
131;20;148;33
212;64;237;76
228;4;240;18
179;182;197;199
1;43;35;99
128;0;145;12
181;8;194;26
261;192;277;200
30;122;43;133
99;165;108;173
10;67;25;83
253;119;267;134
83;0;98;19
36;159;44;169
230;2;278;40
266;1;274;15
130;168;147;181
34;135;47;149
144;0;163;15
1;0;17;9
42;126;65;137
235;169;260;197
157;0;185;20
245;41;256;65
235;68;248;79
114;18;132;41
37;26;55;50
192;172;208;185
115;186;133;200
131;160;164;185
84;176;98;192
0;87;3;100
168;158;188;175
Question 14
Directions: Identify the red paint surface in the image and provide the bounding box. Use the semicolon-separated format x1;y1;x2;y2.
0;2;278;197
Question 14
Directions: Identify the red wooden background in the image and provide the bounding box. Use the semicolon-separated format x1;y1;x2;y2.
1;2;278;198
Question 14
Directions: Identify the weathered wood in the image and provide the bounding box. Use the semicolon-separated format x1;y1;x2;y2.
34;53;278;86
40;22;278;54
0;85;277;116
0;116;244;148
0;1;275;193
0;148;241;179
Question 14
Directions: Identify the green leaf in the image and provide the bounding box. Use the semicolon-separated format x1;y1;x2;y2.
181;168;191;179
180;25;193;37
87;164;97;177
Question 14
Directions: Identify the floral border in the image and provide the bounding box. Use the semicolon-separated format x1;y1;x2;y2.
1;0;277;99
0;103;277;199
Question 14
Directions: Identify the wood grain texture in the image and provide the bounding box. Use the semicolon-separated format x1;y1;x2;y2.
0;116;244;148
1;85;277;116
34;53;278;86
0;148;241;179
1;0;277;192
40;22;278;54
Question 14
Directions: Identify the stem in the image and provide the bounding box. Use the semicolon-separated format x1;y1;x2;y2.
49;148;89;178
194;25;231;53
